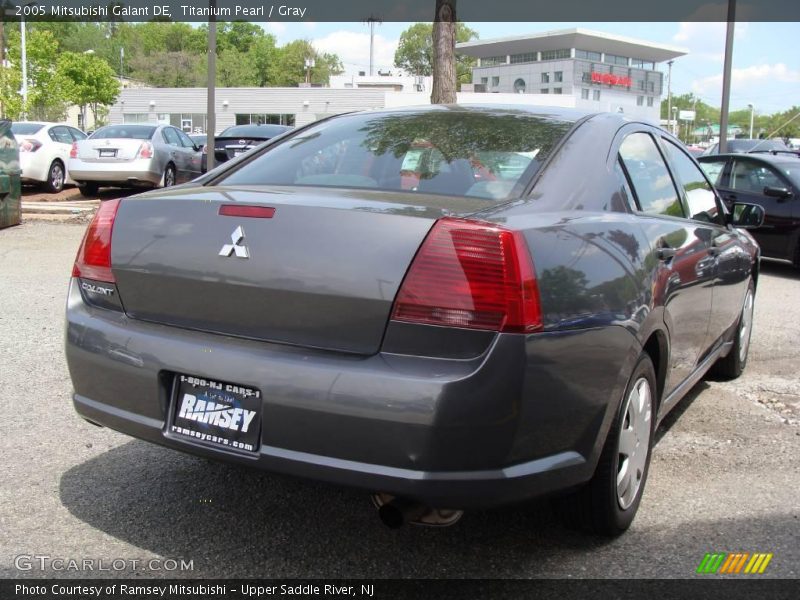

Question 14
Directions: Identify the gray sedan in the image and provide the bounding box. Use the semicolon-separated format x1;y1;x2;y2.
66;106;762;536
69;124;203;197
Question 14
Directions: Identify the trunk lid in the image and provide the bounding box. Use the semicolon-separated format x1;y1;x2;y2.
213;137;270;162
110;185;493;354
77;138;148;162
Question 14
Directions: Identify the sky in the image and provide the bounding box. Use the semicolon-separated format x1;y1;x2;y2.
260;20;800;114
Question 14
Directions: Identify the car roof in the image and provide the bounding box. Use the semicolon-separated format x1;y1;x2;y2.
699;152;800;166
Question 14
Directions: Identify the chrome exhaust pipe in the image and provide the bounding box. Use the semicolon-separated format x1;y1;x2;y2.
372;493;464;528
378;497;429;529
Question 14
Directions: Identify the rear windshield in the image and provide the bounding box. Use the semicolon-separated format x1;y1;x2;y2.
218;109;574;201
11;123;44;135
90;125;156;140
219;125;291;138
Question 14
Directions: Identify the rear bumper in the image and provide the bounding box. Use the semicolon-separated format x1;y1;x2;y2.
68;158;161;186
65;280;637;508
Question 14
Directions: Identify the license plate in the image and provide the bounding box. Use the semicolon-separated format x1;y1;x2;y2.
98;149;116;158
234;149;245;157
169;374;262;453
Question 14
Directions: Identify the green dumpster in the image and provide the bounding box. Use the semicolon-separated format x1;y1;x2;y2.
0;119;21;229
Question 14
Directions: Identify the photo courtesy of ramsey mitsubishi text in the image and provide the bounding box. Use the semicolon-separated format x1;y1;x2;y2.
1;0;798;598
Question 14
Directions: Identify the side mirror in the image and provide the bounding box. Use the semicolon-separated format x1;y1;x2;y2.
728;202;765;229
763;186;791;199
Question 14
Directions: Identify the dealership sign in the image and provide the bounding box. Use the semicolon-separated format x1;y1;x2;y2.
591;72;632;87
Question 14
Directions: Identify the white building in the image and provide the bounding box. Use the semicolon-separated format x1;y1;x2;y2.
456;28;687;122
329;74;433;93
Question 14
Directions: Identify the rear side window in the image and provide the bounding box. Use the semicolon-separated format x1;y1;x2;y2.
699;159;727;186
618;133;684;218
49;126;73;144
662;140;721;224
162;128;182;146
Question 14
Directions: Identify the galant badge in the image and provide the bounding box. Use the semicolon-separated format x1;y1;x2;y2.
219;226;250;259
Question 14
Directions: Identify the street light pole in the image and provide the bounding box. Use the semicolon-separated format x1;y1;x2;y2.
20;16;27;119
718;0;736;153
666;59;673;133
748;103;754;139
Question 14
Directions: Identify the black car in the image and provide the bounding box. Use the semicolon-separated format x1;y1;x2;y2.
700;138;788;156
699;152;800;267
202;124;292;172
66;106;763;535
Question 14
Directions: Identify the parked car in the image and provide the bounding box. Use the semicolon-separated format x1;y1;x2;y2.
0;119;21;229
700;138;788;156
69;124;203;197
699;152;800;267
202;124;292;172
11;121;87;193
66;106;762;536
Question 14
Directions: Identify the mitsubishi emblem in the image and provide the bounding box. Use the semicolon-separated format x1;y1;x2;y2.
219;226;250;259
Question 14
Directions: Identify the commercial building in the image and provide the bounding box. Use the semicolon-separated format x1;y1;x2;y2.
456;28;687;121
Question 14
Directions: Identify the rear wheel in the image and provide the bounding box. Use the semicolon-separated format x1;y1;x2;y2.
553;353;656;535
710;281;755;380
77;182;99;198
162;164;176;188
43;160;65;193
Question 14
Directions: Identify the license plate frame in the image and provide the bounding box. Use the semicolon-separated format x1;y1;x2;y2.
98;149;117;158
168;373;262;454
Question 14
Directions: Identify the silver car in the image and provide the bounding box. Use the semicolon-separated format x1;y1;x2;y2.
69;124;203;197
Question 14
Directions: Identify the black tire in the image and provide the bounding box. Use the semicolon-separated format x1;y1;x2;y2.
77;182;99;198
162;164;176;188
43;160;65;193
553;353;657;536
709;280;755;380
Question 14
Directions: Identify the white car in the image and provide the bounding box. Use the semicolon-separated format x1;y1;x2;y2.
11;122;88;193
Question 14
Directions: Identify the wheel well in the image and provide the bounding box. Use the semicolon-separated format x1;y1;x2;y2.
642;331;667;409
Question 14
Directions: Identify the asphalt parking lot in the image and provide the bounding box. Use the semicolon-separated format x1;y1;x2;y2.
1;219;798;579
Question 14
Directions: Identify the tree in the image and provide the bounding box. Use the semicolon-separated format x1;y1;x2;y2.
57;52;120;127
216;48;257;87
0;29;69;120
129;51;206;87
273;40;343;87
431;0;458;104
394;21;478;84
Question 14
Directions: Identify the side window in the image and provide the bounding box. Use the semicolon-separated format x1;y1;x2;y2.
69;128;87;141
51;126;73;144
162;127;181;147
699;159;727;187
618;132;685;218
613;159;637;212
662;140;721;224
177;130;195;148
730;160;786;194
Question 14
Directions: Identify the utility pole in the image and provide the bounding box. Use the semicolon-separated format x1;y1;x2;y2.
206;0;216;171
666;59;673;134
748;103;754;139
719;0;736;153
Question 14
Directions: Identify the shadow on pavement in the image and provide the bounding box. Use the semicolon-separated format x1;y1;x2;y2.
59;439;617;579
759;259;799;281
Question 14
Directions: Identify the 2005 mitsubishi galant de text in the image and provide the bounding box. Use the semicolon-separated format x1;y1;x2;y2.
65;106;763;535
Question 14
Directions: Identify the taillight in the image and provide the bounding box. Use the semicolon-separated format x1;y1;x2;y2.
72;199;122;283
70;142;78;158
138;142;154;159
391;217;542;333
19;138;41;152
